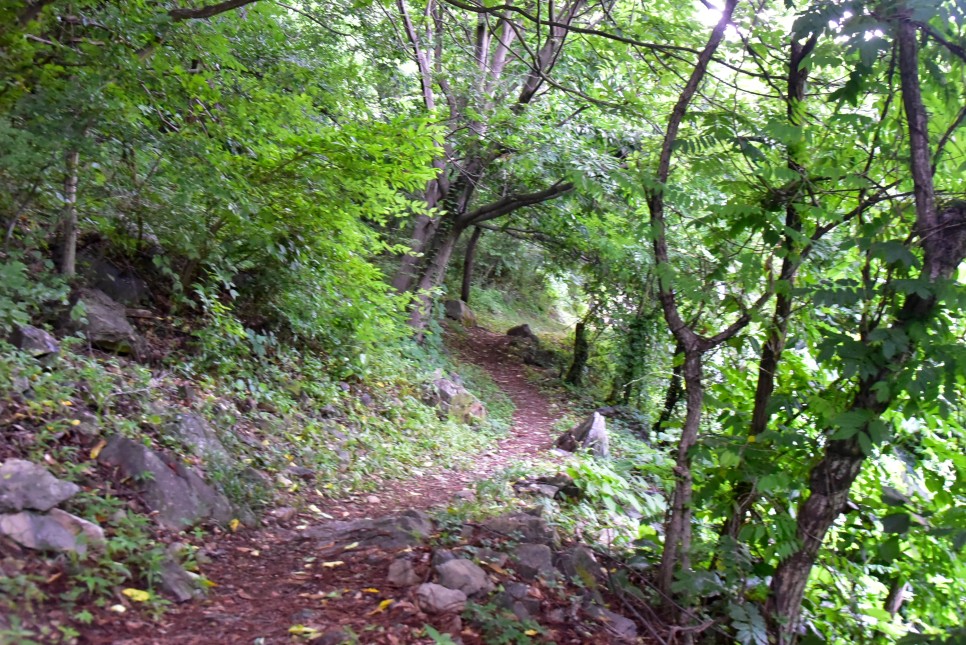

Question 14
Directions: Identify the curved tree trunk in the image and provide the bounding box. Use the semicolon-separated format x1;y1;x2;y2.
652;340;684;435
460;225;483;303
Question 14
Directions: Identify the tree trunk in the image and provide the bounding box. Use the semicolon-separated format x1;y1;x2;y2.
766;17;961;640
565;319;590;386
59;149;80;277
407;225;466;329
657;349;704;598
460;225;483;303
652;340;685;434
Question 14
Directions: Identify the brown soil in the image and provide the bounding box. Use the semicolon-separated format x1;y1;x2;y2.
80;327;585;644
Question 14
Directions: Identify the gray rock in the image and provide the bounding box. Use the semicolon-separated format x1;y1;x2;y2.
164;413;228;462
433;378;487;425
524;347;557;369
506;324;539;343
496;582;541;620
302;510;432;550
555;412;609;458
158;557;201;603
9;325;59;357
512;543;554;581
88;258;149;306
415;583;467;614
387;558;421;586
0;509;104;555
444;300;476;328
74;288;140;353
584;604;638;641
557;545;602;582
431;549;457;568
435;558;494;597
98;436;233;530
482;513;554;545
0;459;80;512
270;506;298;522
475;548;508;568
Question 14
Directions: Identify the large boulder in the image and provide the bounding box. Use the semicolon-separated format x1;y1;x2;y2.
302;510;433;551
0;459;80;513
98;436;233;530
443;300;476;328
555;412;609;458
0;509;105;555
74;288;140;353
9;325;60;358
433;378;487;425
87;258;149;306
164;413;229;462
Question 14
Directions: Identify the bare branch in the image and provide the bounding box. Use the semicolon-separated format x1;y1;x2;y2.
169;0;262;21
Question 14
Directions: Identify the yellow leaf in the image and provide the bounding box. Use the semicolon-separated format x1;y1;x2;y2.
748;435;757;443
342;542;359;551
199;578;218;588
90;439;107;460
229;518;240;532
288;625;319;636
121;588;152;603
524;629;539;636
321;561;344;568
368;598;394;615
362;588;379;594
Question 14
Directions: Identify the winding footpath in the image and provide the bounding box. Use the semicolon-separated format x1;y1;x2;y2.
85;327;569;644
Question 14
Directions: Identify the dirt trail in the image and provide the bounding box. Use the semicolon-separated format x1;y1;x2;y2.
84;327;568;644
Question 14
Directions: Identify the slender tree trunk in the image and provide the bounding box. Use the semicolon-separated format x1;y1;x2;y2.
766;17;961;640
652;340;685;435
460;225;483;303
59;149;80;277
721;35;814;542
657;349;704;597
565;319;590;386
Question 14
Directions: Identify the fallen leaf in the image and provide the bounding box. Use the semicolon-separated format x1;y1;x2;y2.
109;604;127;614
237;589;256;600
121;588;151;603
362;587;380;594
524;629;539;636
368;598;394;615
229;518;241;532
342;541;359;551
321;561;345;568
288;625;320;637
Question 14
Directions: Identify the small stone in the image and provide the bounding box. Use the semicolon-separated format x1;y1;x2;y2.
366;495;381;504
415;583;467;614
557;545;602;582
435;558;494;597
270;507;298;522
158;557;201;603
482;513;554;544
453;489;476;502
0;459;80;512
387;558;421;586
584;604;638;641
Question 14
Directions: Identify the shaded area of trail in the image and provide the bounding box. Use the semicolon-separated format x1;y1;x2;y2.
83;326;569;644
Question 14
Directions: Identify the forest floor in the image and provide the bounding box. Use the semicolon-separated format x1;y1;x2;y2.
80;326;592;644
